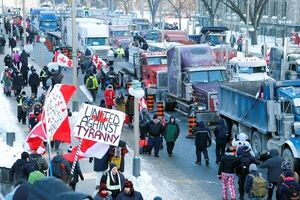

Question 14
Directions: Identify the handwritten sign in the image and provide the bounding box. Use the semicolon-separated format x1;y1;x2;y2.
44;85;68;137
73;104;126;146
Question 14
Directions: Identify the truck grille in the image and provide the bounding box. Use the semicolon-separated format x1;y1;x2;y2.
157;72;168;88
93;49;109;60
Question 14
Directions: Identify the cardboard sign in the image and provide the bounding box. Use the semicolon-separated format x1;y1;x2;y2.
73;104;125;146
44;85;68;137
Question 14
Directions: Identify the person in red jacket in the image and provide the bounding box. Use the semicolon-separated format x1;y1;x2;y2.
104;84;115;109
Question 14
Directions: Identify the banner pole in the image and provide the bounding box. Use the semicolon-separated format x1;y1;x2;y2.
41;110;53;177
70;138;83;176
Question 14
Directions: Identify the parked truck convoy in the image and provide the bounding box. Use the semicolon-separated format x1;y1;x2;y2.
218;80;300;170
33;10;59;33
63;18;110;60
164;44;227;123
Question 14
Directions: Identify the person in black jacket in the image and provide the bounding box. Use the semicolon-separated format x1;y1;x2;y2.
193;121;211;165
146;114;165;157
20;50;29;67
28;68;40;95
9;152;34;184
20;64;30;86
218;147;237;200
12;71;23;96
214;119;228;164
67;147;84;191
235;145;257;200
51;150;71;184
4;54;13;69
16;91;27;124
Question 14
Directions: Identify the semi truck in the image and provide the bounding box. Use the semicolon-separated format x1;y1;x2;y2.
63;18;110;60
34;10;59;33
218;80;300;169
164;44;227;123
108;25;131;50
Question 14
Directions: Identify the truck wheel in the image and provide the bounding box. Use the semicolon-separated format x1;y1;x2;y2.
282;148;299;171
251;131;262;158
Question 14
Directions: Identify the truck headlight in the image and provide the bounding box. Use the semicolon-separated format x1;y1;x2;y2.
197;105;206;111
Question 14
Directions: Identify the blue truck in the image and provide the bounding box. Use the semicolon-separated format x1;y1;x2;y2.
218;80;300;170
34;10;59;33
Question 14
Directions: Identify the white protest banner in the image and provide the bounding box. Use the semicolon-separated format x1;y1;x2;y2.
73;104;126;146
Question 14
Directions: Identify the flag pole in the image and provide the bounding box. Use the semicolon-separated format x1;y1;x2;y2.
70;138;83;176
41;110;53;177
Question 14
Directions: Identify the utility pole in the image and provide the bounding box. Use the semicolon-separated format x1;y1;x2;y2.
71;0;78;111
140;0;144;18
245;0;249;56
1;0;4;33
22;0;26;46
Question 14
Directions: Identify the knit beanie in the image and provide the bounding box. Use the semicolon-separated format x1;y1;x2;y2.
124;180;134;189
249;163;258;172
28;171;45;184
21;152;29;160
281;160;292;171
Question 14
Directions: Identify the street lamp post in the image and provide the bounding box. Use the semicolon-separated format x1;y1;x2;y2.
39;35;46;67
71;0;78;112
282;16;287;46
128;80;145;177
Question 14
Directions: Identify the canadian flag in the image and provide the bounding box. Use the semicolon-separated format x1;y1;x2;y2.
92;54;108;70
25;84;76;151
64;139;110;162
54;51;73;68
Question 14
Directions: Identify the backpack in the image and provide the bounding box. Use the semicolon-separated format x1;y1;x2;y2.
250;174;267;197
86;77;94;89
52;161;67;178
238;157;251;176
283;183;300;200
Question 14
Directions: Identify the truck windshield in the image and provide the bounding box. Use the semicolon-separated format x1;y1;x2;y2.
146;57;167;65
189;70;226;82
113;31;129;37
86;37;108;46
40;21;57;28
239;66;266;74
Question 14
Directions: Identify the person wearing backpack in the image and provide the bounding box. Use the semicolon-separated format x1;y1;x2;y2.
218;147;237;200
277;161;299;196
277;169;300;200
214;119;228;164
260;149;284;200
29;150;48;175
86;73;98;102
235;146;257;200
245;163;267;199
51;150;71;184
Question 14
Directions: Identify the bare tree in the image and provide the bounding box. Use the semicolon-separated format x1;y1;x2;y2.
147;0;160;25
119;0;131;14
166;0;187;29
199;0;222;26
222;0;270;45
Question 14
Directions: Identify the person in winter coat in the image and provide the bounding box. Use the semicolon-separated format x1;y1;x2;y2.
28;170;45;184
51;150;71;184
260;149;284;200
20;50;29;67
104;84;115;109
67;157;84;190
9;37;16;52
12;71;23;96
110;140;129;173
146;114;165;157
86;73;99;101
235;146;258;200
28;103;42;130
4;54;14;69
193;121;212;165
276;169;300;200
277;160;299;196
232;133;255;157
94;183;113;200
116;180;144;200
245;163;267;199
214;119;228;164
125;95;134;128
115;92;126;112
28;68;40;95
100;163;125;199
51;69;64;88
91;148;111;189
29;150;48;175
20;64;30;86
218;147;237;200
2;67;13;96
39;66;49;89
16;91;27;124
12;50;21;70
164;116;180;157
139;108;151;139
9;152;33;184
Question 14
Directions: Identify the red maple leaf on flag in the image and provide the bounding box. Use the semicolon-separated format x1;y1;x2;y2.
67;59;73;67
59;57;66;63
92;111;108;123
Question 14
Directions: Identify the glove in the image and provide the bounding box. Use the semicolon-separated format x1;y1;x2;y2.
89;157;93;163
0;80;2;84
218;175;222;180
80;176;84;181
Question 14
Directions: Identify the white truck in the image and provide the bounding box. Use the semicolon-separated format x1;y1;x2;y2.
63;18;111;60
228;57;274;82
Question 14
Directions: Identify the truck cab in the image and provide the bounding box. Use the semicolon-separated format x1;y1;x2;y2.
228;57;273;81
38;10;59;33
109;25;131;50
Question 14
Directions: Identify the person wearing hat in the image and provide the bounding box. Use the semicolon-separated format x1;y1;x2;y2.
51;150;71;184
66;146;84;191
1;66;13;96
125;95;134;128
12;71;23;96
232;133;255;157
94;183;113;200
260;149;284;200
9;152;34;185
277;160;299;192
245;163;267;199
146;114;165;157
16;91;27;124
28;67;40;95
100;163;125;199
116;179;143;200
104;84;115;109
218;147;237;200
28;170;45;184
